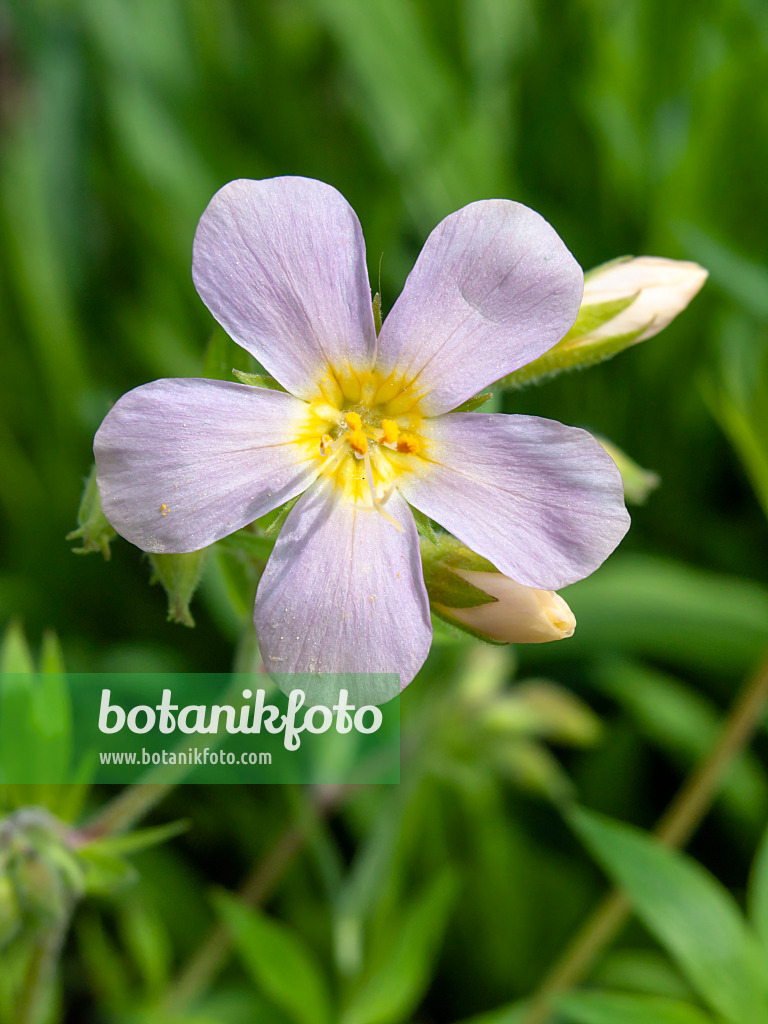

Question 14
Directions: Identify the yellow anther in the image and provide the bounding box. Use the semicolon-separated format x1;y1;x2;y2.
348;429;368;456
319;433;333;455
397;433;421;454
344;411;363;431
380;419;399;446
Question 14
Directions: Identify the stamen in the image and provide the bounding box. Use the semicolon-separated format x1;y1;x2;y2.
319;433;333;455
362;449;402;531
380;419;399;446
345;411;363;431
348;428;368;456
397;433;421;454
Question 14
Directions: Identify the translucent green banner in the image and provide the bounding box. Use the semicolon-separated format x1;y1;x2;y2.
0;674;400;785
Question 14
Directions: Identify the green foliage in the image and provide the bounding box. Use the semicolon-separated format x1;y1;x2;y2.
215;891;333;1024
570;807;768;1023
1;0;767;1021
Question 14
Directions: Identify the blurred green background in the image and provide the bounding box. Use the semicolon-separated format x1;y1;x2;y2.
2;1;768;1022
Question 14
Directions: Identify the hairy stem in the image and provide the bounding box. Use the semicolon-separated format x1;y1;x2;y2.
523;655;768;1024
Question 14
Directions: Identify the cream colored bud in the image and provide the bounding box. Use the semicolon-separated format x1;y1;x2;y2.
437;571;576;644
578;256;708;345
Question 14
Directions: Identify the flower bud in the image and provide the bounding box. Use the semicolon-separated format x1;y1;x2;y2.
67;464;117;560
435;570;576;644
149;549;208;627
572;256;709;346
499;255;708;390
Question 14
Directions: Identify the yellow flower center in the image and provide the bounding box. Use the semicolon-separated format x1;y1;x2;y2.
298;368;428;526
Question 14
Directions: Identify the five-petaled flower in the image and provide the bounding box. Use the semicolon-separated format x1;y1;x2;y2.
94;177;630;688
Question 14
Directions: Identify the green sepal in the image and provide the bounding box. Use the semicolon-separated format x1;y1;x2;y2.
264;496;299;538
598;436;660;504
561;293;638;343
420;536;498;609
67;464;116;560
497;325;646;390
231;368;288;391
148;549;209;627
431;607;508;646
451;392;493;413
408;503;438;545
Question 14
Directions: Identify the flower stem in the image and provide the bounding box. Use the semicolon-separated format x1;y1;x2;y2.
165;783;349;1011
522;654;768;1024
17;906;73;1024
79;781;176;840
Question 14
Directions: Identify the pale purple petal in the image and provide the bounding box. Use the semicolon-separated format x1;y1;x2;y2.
94;379;320;553
398;413;630;589
255;478;432;689
193;177;376;400
375;200;583;415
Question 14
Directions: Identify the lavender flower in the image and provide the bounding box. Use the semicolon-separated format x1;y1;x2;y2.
94;177;629;687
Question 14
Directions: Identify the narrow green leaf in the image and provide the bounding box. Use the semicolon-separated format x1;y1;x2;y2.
408;504;438;545
231;368;288;391
341;870;457;1024
215;891;333;1024
569;806;768;1023
265;495;300;538
748;823;768;967
87;819;189;858
452;393;493;413
558;990;717;1024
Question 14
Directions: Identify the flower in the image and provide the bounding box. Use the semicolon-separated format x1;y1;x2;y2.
94;176;630;688
568;255;708;348
434;571;576;644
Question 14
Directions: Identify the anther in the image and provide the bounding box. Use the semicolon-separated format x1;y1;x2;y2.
348;428;368;456
380;419;399;446
319;433;333;455
345;411;363;431
397;433;420;454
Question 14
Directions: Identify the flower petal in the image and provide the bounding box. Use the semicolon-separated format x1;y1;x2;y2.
254;477;432;689
192;177;376;400
398;413;630;589
375;200;583;415
94;378;319;553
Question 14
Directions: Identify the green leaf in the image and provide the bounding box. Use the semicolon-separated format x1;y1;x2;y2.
408;504;437;545
452;393;493;413
557;990;717;1024
341;869;457;1024
0;621;35;674
556;555;768;678
86;819;189;858
231;368;288;391
216;531;276;561
215;891;333;1024
594;659;768;829
264;495;300;538
748;823;768;967
569;806;768;1023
